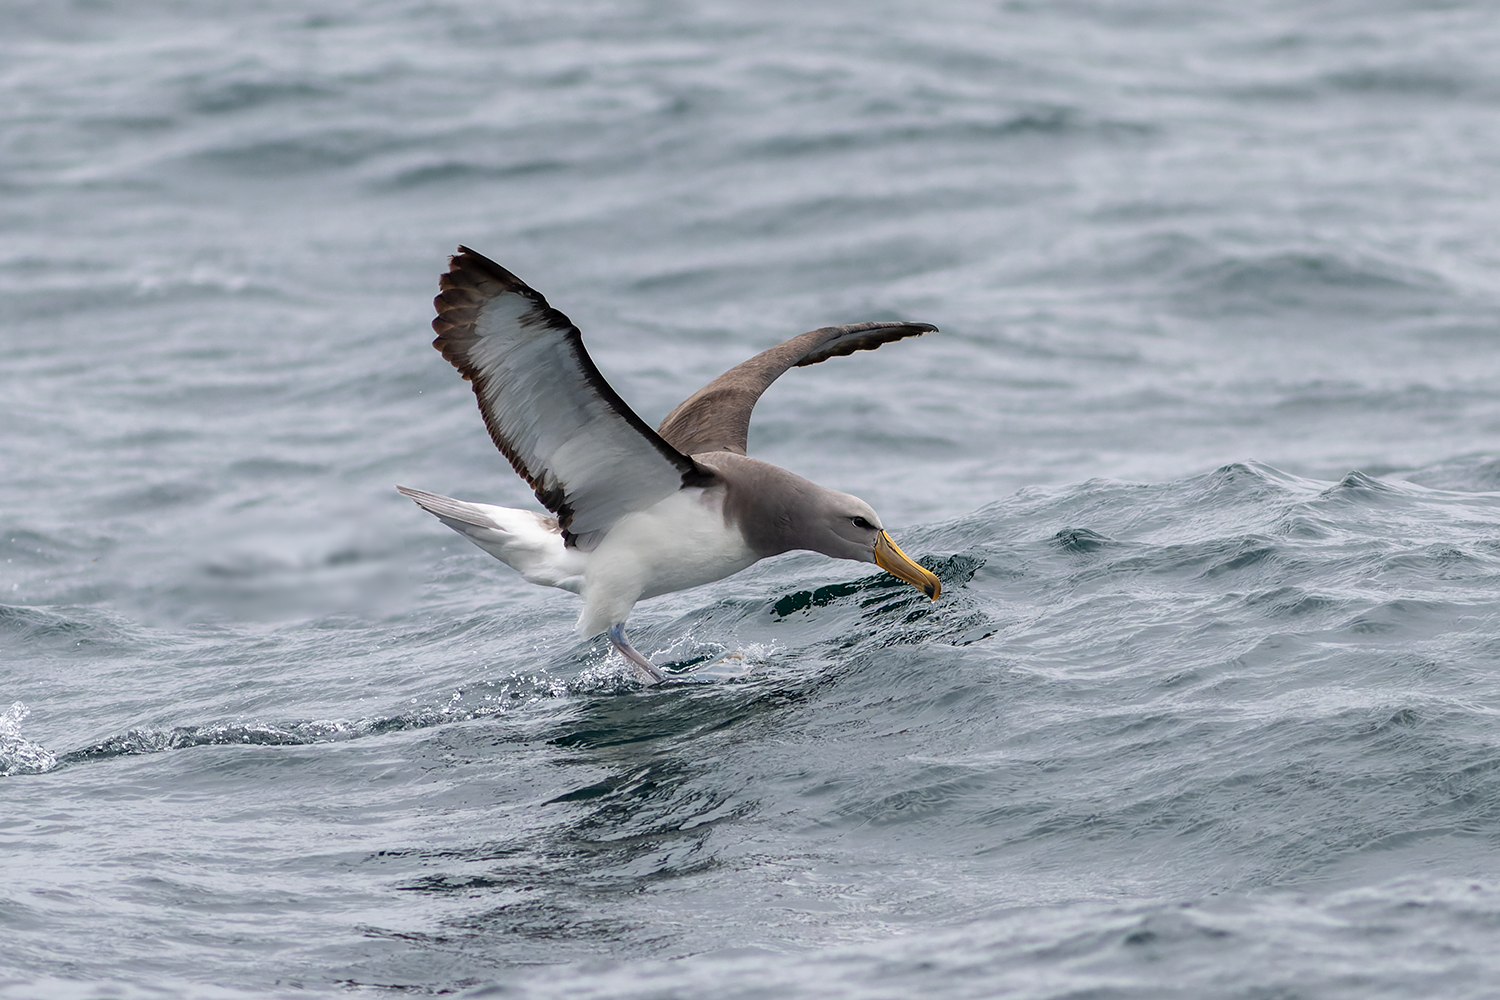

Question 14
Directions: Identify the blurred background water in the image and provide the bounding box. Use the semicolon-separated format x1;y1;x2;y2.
4;1;1500;997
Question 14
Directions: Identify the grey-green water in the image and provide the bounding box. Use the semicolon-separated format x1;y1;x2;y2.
4;1;1500;997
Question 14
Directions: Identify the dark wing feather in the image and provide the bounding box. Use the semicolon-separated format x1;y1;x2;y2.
431;247;711;540
655;321;937;456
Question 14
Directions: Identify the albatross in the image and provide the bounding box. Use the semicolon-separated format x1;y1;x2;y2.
398;246;941;685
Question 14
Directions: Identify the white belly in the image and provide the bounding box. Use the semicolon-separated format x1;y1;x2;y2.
576;488;758;637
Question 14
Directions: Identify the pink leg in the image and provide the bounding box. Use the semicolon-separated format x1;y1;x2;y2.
608;623;665;685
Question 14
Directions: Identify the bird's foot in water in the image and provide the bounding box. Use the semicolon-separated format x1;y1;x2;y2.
607;623;666;686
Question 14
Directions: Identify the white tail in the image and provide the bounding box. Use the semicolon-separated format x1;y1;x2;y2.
396;486;586;593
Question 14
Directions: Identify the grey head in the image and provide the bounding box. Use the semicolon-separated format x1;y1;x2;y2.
699;452;940;599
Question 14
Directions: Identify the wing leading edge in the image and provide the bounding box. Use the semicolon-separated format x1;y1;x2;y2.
431;247;711;542
655;321;937;456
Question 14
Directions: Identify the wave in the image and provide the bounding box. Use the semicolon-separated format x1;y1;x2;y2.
468;878;1500;999
1172;249;1454;318
743;107;1155;160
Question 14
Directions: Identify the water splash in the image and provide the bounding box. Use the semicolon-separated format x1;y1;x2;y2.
0;701;58;776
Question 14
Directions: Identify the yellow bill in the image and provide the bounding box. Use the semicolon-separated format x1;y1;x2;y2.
874;530;941;600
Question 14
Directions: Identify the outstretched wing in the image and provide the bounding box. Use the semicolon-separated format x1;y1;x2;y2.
656;321;937;456
431;247;711;541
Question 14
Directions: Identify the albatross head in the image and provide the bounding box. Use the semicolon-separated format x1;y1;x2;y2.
812;492;942;601
707;453;941;600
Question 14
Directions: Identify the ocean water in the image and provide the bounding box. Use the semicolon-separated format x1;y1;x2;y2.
4;0;1500;996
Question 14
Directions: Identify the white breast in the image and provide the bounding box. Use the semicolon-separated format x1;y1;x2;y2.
576;487;759;637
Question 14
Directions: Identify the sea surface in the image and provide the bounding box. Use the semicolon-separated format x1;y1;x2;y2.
4;1;1500;997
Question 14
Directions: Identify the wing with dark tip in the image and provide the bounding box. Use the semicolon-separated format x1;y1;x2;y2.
655;321;937;456
431;246;712;540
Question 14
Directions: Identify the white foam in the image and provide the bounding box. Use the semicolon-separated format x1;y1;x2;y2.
0;701;57;776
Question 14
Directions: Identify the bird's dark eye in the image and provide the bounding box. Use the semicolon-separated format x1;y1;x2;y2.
851;516;874;530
